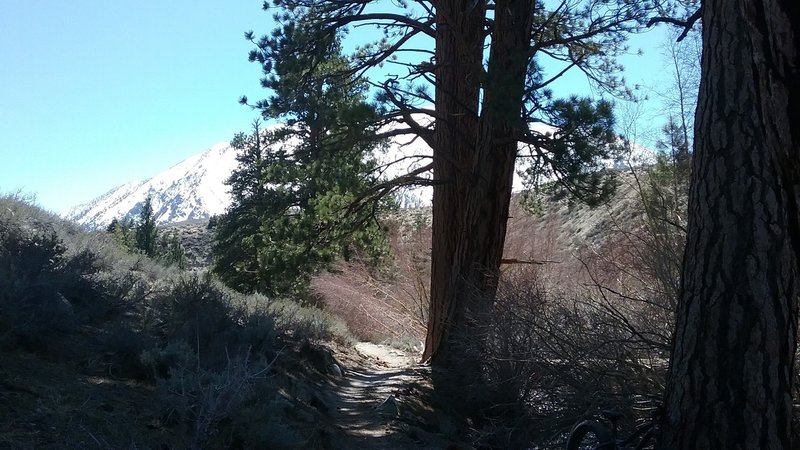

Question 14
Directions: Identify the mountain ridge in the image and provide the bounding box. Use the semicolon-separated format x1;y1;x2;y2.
66;142;238;228
66;129;653;229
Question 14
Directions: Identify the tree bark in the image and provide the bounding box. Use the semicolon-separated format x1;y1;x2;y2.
423;0;534;375
660;0;800;448
423;0;485;366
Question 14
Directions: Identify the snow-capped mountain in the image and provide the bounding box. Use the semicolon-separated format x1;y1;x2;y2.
66;124;655;229
67;142;239;228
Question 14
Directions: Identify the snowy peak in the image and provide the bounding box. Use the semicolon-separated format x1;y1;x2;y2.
67;142;239;228
66;125;656;229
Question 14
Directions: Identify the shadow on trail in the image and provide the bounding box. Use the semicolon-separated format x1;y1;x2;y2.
323;344;461;449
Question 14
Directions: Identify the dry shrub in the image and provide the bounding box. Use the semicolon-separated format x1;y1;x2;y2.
311;260;426;345
579;234;675;355
267;296;352;344
0;220;77;350
460;267;665;448
575;173;684;356
0;194;344;447
451;174;683;447
311;213;430;346
142;342;284;449
480;170;682;447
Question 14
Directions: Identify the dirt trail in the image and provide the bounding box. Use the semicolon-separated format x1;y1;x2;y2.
327;343;452;449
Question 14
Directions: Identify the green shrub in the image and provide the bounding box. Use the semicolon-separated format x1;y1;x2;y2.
149;276;239;367
147;276;288;371
268;298;353;344
91;324;154;379
0;194;343;447
0;217;78;350
237;308;280;358
0;194;169;354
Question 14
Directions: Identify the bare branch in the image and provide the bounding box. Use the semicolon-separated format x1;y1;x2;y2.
327;13;435;38
348;162;434;212
500;258;558;265
647;7;702;42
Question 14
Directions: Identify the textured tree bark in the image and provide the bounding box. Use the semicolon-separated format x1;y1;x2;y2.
423;0;485;365
660;0;800;448
423;0;534;375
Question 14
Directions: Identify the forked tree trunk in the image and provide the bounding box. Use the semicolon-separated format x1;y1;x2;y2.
423;0;534;375
660;1;800;448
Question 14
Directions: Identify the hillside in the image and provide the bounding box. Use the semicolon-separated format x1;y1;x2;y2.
64;130;436;229
65;125;653;230
0;194;467;449
2;165;684;448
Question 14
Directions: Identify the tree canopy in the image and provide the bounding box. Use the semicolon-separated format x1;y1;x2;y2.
243;0;661;375
213;21;388;297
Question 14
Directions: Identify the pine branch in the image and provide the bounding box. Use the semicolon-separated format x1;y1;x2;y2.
647;7;702;42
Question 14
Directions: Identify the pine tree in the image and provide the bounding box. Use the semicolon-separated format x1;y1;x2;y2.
107;217;135;250
249;0;654;376
644;116;692;230
212;122;270;293
658;0;800;447
135;195;158;257
106;218;119;234
158;232;187;270
214;22;386;297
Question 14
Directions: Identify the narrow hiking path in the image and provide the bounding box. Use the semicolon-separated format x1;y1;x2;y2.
326;342;459;449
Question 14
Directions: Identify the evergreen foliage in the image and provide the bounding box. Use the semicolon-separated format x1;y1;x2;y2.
106;218;119;233
247;0;655;370
213;20;387;297
108;217;136;249
135;195;158;257
105;197;187;270
206;215;219;230
158;232;188;270
644;117;691;230
212;124;268;293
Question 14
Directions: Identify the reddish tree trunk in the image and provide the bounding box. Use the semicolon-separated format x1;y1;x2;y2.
423;0;486;365
423;0;534;375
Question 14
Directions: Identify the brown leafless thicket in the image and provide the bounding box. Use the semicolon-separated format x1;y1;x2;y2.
312;216;431;346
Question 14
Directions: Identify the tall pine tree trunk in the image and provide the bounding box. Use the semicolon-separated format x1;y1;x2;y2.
423;0;533;377
660;1;800;448
423;0;486;366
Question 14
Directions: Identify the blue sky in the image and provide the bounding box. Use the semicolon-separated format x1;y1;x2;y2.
0;1;677;214
0;1;268;213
